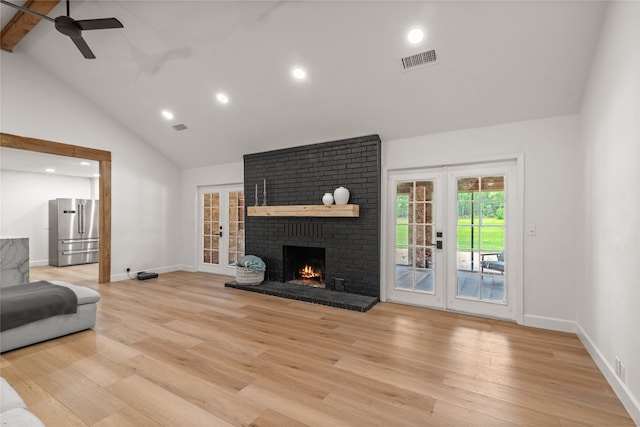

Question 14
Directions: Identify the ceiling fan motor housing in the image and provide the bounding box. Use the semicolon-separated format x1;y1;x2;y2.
55;15;82;38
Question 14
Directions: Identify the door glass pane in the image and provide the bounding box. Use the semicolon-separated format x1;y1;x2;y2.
457;251;480;272
395;180;434;294
456;176;505;303
227;191;245;266
203;192;220;266
457;225;479;250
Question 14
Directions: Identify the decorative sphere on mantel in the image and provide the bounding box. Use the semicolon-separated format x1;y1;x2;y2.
322;193;334;206
333;186;350;205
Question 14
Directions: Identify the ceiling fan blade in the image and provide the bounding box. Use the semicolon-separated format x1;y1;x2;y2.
76;18;123;31
70;36;95;59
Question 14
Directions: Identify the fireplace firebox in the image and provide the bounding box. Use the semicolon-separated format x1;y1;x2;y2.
283;245;325;288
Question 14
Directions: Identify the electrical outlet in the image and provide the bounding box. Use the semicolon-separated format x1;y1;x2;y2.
126;266;131;273
615;357;626;383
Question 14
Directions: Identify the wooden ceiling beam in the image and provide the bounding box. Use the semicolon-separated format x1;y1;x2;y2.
1;0;59;52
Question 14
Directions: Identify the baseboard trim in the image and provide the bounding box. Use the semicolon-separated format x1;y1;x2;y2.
523;314;577;333
30;260;49;267
577;324;640;425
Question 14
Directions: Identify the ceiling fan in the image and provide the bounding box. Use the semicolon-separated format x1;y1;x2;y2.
0;0;123;59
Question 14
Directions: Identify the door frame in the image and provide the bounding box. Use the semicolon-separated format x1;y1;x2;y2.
196;183;244;276
381;154;524;324
1;132;112;283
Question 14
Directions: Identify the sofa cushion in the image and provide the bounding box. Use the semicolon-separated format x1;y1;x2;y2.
1;408;46;427
1;377;26;412
48;281;101;305
1;378;46;426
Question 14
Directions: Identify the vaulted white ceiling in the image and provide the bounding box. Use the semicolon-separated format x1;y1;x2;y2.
1;0;607;169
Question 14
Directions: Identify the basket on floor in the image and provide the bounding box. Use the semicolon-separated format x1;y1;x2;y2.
235;266;264;285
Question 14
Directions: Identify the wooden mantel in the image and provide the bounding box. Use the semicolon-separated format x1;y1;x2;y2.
247;204;359;217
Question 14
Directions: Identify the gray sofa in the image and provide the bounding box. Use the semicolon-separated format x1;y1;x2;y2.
0;280;100;353
1;377;45;426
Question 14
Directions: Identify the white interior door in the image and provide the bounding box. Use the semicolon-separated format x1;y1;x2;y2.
198;184;245;276
385;161;519;321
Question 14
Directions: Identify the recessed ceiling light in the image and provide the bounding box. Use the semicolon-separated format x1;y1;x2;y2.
407;28;424;44
80;161;91;166
161;110;174;120
292;67;307;80
45;168;55;173
94;174;100;178
216;93;229;104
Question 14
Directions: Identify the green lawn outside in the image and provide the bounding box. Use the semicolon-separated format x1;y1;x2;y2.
396;217;504;251
396;219;409;246
458;217;504;251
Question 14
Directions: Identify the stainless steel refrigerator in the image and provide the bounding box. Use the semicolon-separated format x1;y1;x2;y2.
49;198;99;267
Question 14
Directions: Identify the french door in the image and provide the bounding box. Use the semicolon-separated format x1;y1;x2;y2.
387;170;446;308
198;184;245;276
386;161;519;320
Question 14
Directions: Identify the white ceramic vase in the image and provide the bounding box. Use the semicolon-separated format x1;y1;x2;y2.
333;186;350;205
322;193;334;205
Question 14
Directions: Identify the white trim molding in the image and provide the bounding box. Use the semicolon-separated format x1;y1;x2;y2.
523;314;577;333
577;324;640;425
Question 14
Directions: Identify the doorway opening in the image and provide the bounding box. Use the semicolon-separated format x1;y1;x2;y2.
0;133;111;283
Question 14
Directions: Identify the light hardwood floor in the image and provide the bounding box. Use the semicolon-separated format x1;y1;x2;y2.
1;265;634;426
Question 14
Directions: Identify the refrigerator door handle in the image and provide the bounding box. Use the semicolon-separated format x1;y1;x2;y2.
79;203;84;234
62;249;99;255
60;239;99;244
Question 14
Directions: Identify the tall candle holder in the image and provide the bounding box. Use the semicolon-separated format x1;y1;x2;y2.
254;184;259;206
263;179;267;206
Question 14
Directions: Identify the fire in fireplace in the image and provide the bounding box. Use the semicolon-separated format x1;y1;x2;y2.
283;245;325;288
299;264;322;282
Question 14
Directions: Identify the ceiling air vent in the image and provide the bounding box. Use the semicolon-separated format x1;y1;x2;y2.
172;123;188;132
401;49;437;72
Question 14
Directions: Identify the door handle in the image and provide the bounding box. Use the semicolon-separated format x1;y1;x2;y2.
78;204;82;234
434;232;443;249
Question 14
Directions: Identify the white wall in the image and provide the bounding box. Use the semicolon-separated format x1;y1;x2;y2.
0;51;183;281
578;1;640;422
383;115;582;331
180;162;244;271
185;116;583;331
0;170;93;265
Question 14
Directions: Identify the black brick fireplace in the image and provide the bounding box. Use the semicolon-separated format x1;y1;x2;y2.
243;135;381;298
